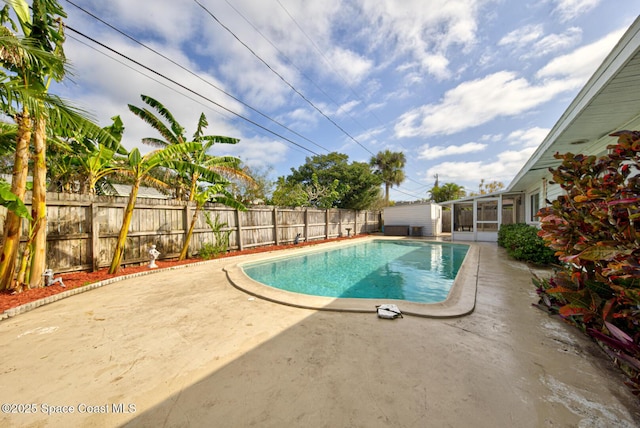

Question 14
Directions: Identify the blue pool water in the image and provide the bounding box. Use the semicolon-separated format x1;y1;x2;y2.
242;240;469;303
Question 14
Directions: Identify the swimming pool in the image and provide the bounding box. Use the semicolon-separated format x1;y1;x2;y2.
241;240;469;303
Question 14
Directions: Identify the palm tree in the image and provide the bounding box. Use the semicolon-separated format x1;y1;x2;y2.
370;150;406;205
176;145;251;260
429;182;466;203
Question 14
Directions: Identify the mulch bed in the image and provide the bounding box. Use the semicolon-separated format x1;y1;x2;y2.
0;235;366;313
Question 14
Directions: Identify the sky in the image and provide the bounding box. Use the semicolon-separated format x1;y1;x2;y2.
51;0;640;202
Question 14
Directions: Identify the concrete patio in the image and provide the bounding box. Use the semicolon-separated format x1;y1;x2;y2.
0;238;638;427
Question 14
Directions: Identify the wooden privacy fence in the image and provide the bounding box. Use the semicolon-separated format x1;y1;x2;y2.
0;192;381;274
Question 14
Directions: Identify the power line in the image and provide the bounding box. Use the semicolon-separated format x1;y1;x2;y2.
221;0;350;122
65;0;425;200
194;0;375;156
275;0;386;128
63;0;330;154
226;0;380;142
271;0;424;182
65;25;320;156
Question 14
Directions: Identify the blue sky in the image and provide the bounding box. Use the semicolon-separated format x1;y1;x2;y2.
54;0;640;201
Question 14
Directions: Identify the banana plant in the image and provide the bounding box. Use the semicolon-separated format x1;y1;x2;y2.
107;143;204;274
127;95;252;260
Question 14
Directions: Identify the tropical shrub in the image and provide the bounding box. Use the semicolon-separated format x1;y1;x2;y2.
497;223;557;265
534;130;640;396
199;213;231;259
197;243;220;260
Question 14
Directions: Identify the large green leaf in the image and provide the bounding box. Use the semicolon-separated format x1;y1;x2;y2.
5;0;32;35
0;180;31;220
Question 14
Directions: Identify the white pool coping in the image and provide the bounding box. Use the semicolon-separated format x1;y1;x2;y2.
223;236;479;318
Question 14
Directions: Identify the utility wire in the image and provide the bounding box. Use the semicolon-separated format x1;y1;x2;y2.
66;0;424;199
275;0;386;128
271;0;422;187
65;25;320;156
194;0;374;156
226;0;377;141
68;34;314;159
64;0;330;154
222;0;349;124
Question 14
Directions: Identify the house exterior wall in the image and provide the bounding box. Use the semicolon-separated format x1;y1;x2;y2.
383;203;442;236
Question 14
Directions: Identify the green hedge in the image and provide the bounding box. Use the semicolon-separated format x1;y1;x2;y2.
497;223;557;265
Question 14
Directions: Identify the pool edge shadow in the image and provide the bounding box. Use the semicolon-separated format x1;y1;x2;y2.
223;237;479;318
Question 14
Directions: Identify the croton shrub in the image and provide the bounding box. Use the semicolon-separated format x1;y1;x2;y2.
534;130;640;395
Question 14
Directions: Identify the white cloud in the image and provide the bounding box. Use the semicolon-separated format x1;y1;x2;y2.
498;24;545;48
335;100;361;116
327;47;374;85
480;134;504;142
536;28;625;81
59;36;246;153
418;142;487;160
526;27;582;58
507;127;550;148
394;26;625;139
355;127;385;144
499;25;582;58
283;107;320;131
359;0;483;79
424;146;537;187
551;0;601;22
394;71;569;137
210;136;289;171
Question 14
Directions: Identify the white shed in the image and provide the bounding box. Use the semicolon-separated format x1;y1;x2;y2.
383;202;442;237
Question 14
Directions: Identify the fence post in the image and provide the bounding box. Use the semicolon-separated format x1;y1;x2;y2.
304;208;309;241
354;210;358;236
91;202;100;272
325;209;329;239
364;211;368;233
273;207;279;245
183;202;191;258
236;208;243;251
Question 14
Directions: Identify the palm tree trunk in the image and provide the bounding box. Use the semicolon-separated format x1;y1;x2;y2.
179;204;201;261
385;183;390;205
28;116;48;288
0;111;31;291
108;180;140;274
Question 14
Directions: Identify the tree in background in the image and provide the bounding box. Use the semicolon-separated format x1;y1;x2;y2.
370;149;406;205
229;163;273;205
271;177;307;207
272;174;339;208
428;182;466;203
282;152;381;209
468;179;505;196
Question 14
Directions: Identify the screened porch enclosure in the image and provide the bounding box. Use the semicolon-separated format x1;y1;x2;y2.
448;193;524;242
